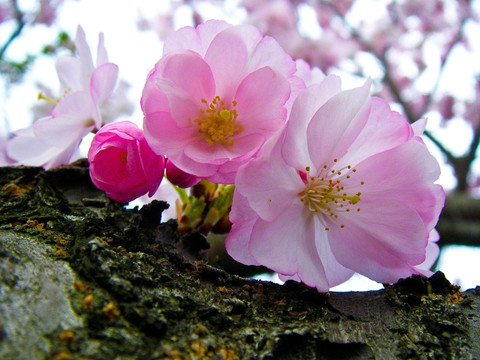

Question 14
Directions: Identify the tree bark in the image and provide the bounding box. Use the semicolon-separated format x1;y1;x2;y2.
0;161;479;360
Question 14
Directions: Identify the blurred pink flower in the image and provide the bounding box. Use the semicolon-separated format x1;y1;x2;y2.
0;4;12;24
33;0;65;26
165;160;200;188
295;29;360;72
141;20;301;184
7;25;119;169
437;95;455;121
137;11;177;41
88;121;165;203
226;76;445;291
464;83;480;129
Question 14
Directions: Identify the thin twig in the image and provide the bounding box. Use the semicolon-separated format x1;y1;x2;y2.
421;12;470;114
0;0;25;60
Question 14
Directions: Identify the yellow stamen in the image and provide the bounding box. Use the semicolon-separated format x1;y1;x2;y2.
37;92;58;105
299;164;364;227
220;109;231;119
325;193;360;205
194;96;242;146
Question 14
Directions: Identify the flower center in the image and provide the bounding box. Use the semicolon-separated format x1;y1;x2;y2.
194;96;243;146
299;162;364;229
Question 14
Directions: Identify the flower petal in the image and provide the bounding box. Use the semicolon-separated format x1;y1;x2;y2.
282;75;342;171
163;20;231;56
313;218;355;288
183;132;264;165
329;199;428;283
414;230;440;275
411;118;427;137
141;68;171;115
90;62;119;127
90;62;119;107
306;80;371;169
143;111;195;156
295;58;325;86
234;66;290;135
225;191;262;266
248;34;296;78
338;97;413;168
169;150;219;178
7;127;78;169
196;20;233;54
75;25;95;87
33;91;94;148
163;26;202;55
346;140;444;232
96;32;108;66
55;56;83;92
204;26;256;100
155;52;216;127
159;51;216;106
139;141;165;197
183;140;232;165
249;203;308;276
290;217;354;291
235;136;303;221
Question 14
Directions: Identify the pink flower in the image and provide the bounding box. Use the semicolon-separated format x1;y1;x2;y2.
225;76;445;291
33;0;65;26
165;160;200;188
141;20;302;184
88;121;165;203
7;25;119;169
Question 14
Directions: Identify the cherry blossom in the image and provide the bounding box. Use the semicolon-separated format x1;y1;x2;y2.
0;4;12;23
6;25;119;169
88;121;165;203
33;0;66;26
141;19;302;184
226;76;445;291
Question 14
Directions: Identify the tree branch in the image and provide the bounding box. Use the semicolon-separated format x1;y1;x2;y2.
0;0;25;60
0;162;479;359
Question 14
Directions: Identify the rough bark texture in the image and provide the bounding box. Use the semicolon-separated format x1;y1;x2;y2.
0;161;479;360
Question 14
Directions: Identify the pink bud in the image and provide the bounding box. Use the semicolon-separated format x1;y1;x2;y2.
166;160;200;188
88;121;165;202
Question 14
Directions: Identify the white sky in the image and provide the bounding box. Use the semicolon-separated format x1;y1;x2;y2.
1;0;480;291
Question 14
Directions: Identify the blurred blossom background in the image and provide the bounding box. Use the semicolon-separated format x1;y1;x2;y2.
1;0;480;291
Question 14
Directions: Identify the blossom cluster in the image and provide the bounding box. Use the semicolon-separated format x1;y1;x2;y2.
139;0;480;194
4;20;444;292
